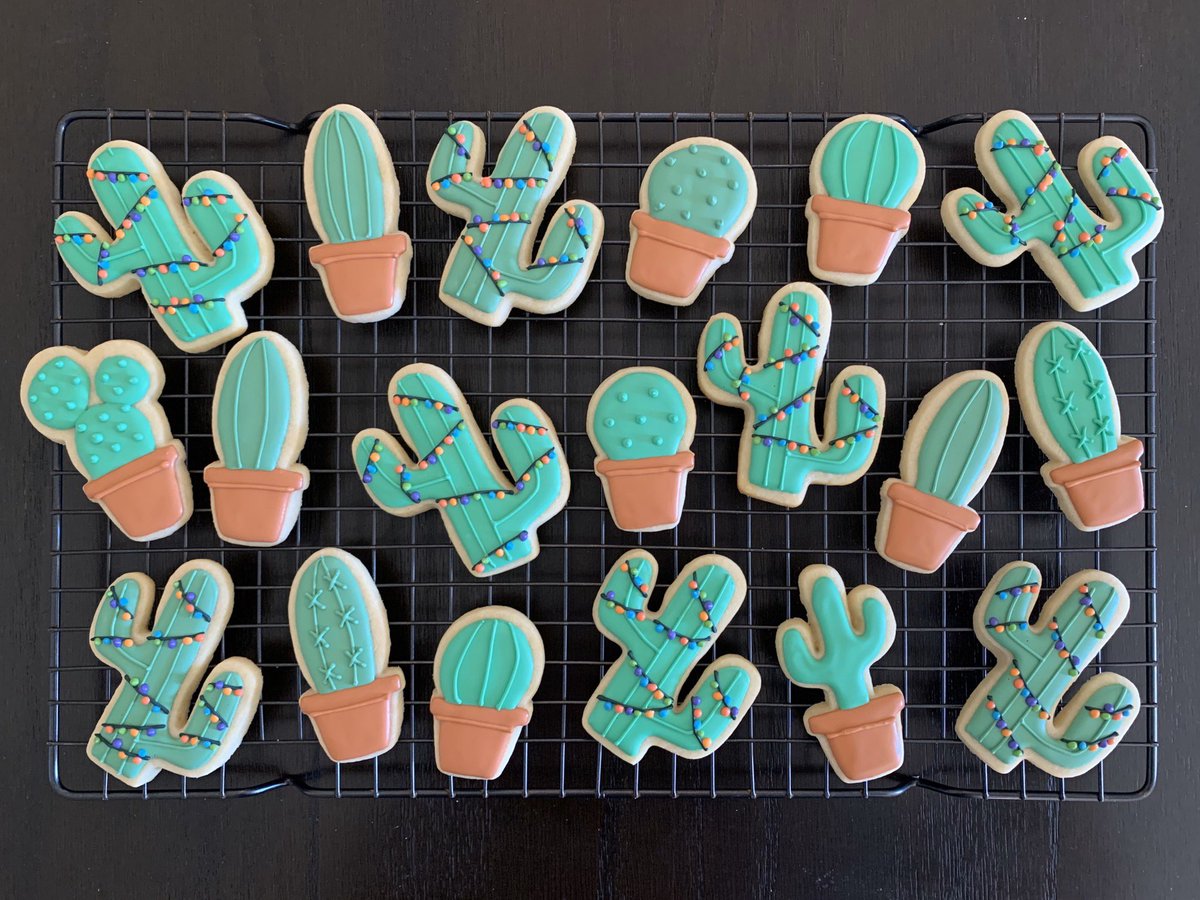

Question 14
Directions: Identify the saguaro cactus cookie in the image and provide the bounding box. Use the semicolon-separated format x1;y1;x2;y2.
352;364;570;577
697;282;885;508
956;562;1140;778
427;106;603;326
54;140;273;352
942;110;1163;312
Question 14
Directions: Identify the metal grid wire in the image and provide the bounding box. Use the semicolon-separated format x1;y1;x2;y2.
47;110;1157;800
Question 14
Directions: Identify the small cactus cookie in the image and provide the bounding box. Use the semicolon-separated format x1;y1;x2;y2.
21;340;191;541
626;137;757;306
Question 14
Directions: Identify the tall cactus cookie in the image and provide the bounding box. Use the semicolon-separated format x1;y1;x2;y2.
806;114;925;286
352;364;570;577
876;371;1009;574
697;282;885;508
1016;322;1144;530
427;106;603;326
431;607;544;780
957;562;1140;778
205;332;310;547
54;141;273;352
626;137;757;306
304;104;413;322
587;367;696;532
88;561;263;787
942;110;1163;312
21;340;191;541
289;549;405;764
582;551;761;764
776;565;904;783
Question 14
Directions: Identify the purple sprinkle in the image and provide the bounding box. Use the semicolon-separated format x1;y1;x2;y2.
229;232;240;242
183;197;191;206
702;602;713;612
1025;696;1037;707
215;681;224;690
491;420;500;428
1070;656;1080;666
515;481;524;491
762;437;773;447
112;738;123;748
1095;224;1106;233
634;667;643;676
109;599;118;608
988;617;998;626
518;531;529;541
456;147;466;157
692;697;701;707
193;294;204;303
1103;703;1115;713
107;173;117;183
411;491;421;502
138;684;149;695
532;140;542;151
1107;188;1117;196
146;728;156;737
182;255;192;264
536;258;546;266
730;707;739;716
135;268;146;277
790;316;800;325
362;474;373;484
168;639;177;649
1066;213;1076;223
1020;138;1031;147
667;630;677;639
217;722;227;731
1007;739;1019;750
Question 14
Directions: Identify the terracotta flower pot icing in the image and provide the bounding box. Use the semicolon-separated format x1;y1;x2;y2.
595;452;695;531
430;699;531;780
205;466;309;545
309;232;411;321
808;195;911;277
806;690;905;782
878;480;981;574
83;442;190;541
627;211;733;300
299;676;406;763
1047;439;1144;529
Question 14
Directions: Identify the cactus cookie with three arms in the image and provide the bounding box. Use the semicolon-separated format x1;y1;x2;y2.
21;340;191;541
956;562;1140;778
88;561;263;787
352;364;570;577
54;141;273;352
427;106;603;326
626;137;757;306
697;282;886;508
582;551;761;764
942;110;1163;312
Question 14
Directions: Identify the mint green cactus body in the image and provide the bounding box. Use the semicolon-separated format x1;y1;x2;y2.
290;551;379;694
590;368;690;461
214;334;299;471
645;139;752;237
439;613;537;709
913;374;1007;506
818;116;922;207
308;106;390;243
1025;324;1118;465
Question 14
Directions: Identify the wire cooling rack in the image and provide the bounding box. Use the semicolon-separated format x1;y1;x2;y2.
47;110;1158;800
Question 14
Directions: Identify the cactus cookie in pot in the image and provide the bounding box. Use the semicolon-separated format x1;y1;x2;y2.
21;340;191;542
626;137;757;306
588;367;696;532
806;114;925;286
205;332;309;546
431;607;544;780
1016;322;1144;530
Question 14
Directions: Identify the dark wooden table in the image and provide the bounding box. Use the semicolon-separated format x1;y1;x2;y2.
4;2;1196;896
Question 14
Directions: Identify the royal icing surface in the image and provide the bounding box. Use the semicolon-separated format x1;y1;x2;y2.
590;369;691;461
438;613;538;710
818;116;922;209
645;141;752;237
215;334;295;469
913;374;1008;507
307;107;392;244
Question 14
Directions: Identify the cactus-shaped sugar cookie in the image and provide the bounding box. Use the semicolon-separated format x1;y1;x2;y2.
352;364;570;577
1016;322;1144;530
697;282;885;508
54;141;273;352
427;106;603;326
587;367;696;532
776;566;904;783
957;562;1140;778
22;340;191;541
626;137;757;306
806;114;925;286
88;561;262;787
942;110;1163;312
583;551;761;764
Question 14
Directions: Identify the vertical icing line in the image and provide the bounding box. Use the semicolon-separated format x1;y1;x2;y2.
449;620;483;704
321;116;346;243
497;622;523;709
480;618;497;704
947;379;997;504
927;379;986;501
254;339;271;470
228;343;248;468
883;124;903;208
862;120;884;205
348;113;374;242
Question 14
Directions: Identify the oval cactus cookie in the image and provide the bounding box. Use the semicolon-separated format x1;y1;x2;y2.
626;137;757;306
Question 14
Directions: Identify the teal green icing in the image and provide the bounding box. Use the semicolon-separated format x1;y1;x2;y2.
311;108;388;244
291;552;378;693
215;335;292;470
819;117;920;208
591;369;688;461
1030;326;1116;464
645;141;750;237
914;376;1005;506
440;614;534;709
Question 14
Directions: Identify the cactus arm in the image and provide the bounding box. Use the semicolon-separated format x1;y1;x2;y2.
909;372;1008;506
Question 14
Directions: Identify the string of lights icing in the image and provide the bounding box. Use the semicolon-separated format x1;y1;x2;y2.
692;671;741;751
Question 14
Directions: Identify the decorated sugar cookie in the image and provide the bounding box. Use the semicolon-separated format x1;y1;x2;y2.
205;332;310;547
942;110;1163;312
587;367;696;532
582;551;761;764
956;562;1140;778
427;106;603;327
54;141;273;353
289;549;405;764
22;340;191;542
88;560;262;787
351;364;570;577
697;282;885;508
304;104;413;322
431;607;544;780
626;137;757;306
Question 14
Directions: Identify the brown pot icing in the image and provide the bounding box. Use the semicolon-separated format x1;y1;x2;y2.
430;697;531;780
82;443;188;541
204;465;307;544
809;195;911;276
595;450;695;531
880;480;980;573
299;674;404;763
309;232;409;318
627;210;732;300
1048;438;1144;529
807;690;905;782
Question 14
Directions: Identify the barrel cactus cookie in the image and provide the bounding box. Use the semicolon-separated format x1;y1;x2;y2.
1016;321;1144;530
806;114;925;286
587;367;696;532
22;340;191;541
289;549;405;764
876;371;1009;574
626;137;757;306
304;104;412;322
431;607;544;780
942;110;1163;312
54;141;273;352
